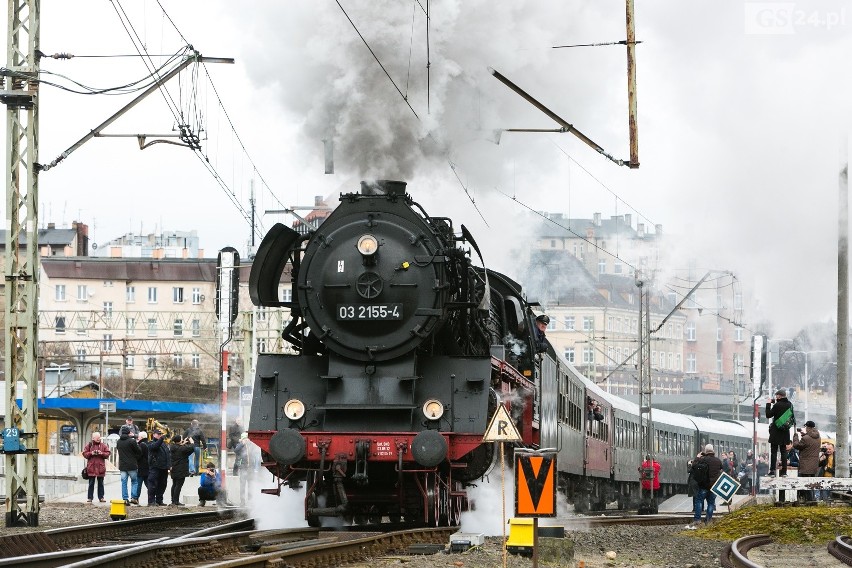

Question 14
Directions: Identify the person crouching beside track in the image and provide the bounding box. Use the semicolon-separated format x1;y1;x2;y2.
198;462;224;506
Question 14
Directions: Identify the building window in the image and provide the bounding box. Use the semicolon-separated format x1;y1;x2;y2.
55;285;66;301
734;292;743;310
191;353;201;369
191;319;200;337
103;334;113;351
564;316;575;331
583;347;594;364
564;348;575;363
547;318;555;331
147;318;157;337
614;262;623;274
147;355;157;369
173;287;184;303
126;286;135;303
174;318;184;337
125;355;135;369
104;280;113;287
172;353;183;368
77;285;88;301
192;287;202;304
76;348;86;362
77;316;88;336
686;322;696;341
676;353;682;371
652;351;657;367
583;317;594;332
55;316;66;334
126;317;136;336
606;317;613;332
687;353;697;373
598;260;606;274
257;307;268;322
735;327;744;342
257;338;267;353
281;288;292;303
667;352;674;369
147;287;158;303
716;353;723;373
103;301;113;316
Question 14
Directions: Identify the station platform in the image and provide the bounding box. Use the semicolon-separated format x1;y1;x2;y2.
659;492;756;513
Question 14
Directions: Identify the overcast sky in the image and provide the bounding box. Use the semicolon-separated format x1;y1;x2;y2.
6;1;852;338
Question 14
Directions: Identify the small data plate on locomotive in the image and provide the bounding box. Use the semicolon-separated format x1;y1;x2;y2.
337;303;403;320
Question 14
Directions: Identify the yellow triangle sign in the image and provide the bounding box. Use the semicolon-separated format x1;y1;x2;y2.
482;403;522;442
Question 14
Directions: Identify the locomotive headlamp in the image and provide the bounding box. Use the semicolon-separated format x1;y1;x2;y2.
422;399;445;420
357;234;379;256
284;399;306;420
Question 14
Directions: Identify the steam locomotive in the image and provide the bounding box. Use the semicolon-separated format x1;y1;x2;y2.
247;179;755;525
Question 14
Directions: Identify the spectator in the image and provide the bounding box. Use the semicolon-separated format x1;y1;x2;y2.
82;431;111;504
728;451;739;474
116;426;142;505
227;417;243;450
133;431;149;505
686;444;722;529
793;420;821;501
818;443;836;501
765;389;795;476
640;454;661;492
169;435;195;507
687;456;701;515
785;441;799;468
124;417;140;437
147;430;171;506
234;432;250;506
756;455;770;493
198;462;223;506
184;419;207;476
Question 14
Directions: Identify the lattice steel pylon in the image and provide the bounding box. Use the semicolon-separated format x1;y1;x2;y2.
3;0;41;526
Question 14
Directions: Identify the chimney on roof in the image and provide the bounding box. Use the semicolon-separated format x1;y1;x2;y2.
637;223;645;238
315;195;324;206
72;221;89;256
47;222;55;230
655;223;663;236
593;212;601;226
624;213;632;228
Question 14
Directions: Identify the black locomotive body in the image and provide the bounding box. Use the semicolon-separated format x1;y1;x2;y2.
248;180;541;526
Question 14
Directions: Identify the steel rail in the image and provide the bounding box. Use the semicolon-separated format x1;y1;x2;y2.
828;535;852;566
721;534;772;568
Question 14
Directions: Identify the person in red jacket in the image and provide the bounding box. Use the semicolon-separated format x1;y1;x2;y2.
640;455;661;491
82;431;111;503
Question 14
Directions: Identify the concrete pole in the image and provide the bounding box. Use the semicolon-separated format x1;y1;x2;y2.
837;139;849;477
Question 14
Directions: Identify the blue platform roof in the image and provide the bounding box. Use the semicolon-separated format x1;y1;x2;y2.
24;397;220;415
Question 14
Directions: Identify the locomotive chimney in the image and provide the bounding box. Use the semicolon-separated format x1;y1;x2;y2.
361;180;407;196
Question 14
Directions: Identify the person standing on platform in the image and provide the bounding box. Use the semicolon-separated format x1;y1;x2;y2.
793;420;821;501
227;417;243;451
765;389;795;477
116;426;142;505
82;431;111;504
184;419;206;476
133;431;149;505
233;432;250;506
169;435;195;507
124;416;140;437
147;429;171;506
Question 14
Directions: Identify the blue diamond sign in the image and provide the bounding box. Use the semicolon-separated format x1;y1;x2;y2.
711;471;740;502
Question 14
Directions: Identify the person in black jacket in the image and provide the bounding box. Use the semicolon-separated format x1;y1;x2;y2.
766;389;795;476
147;430;171;506
117;426;142;504
169;435;195;507
687;444;723;529
133;432;149;505
533;314;551;354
